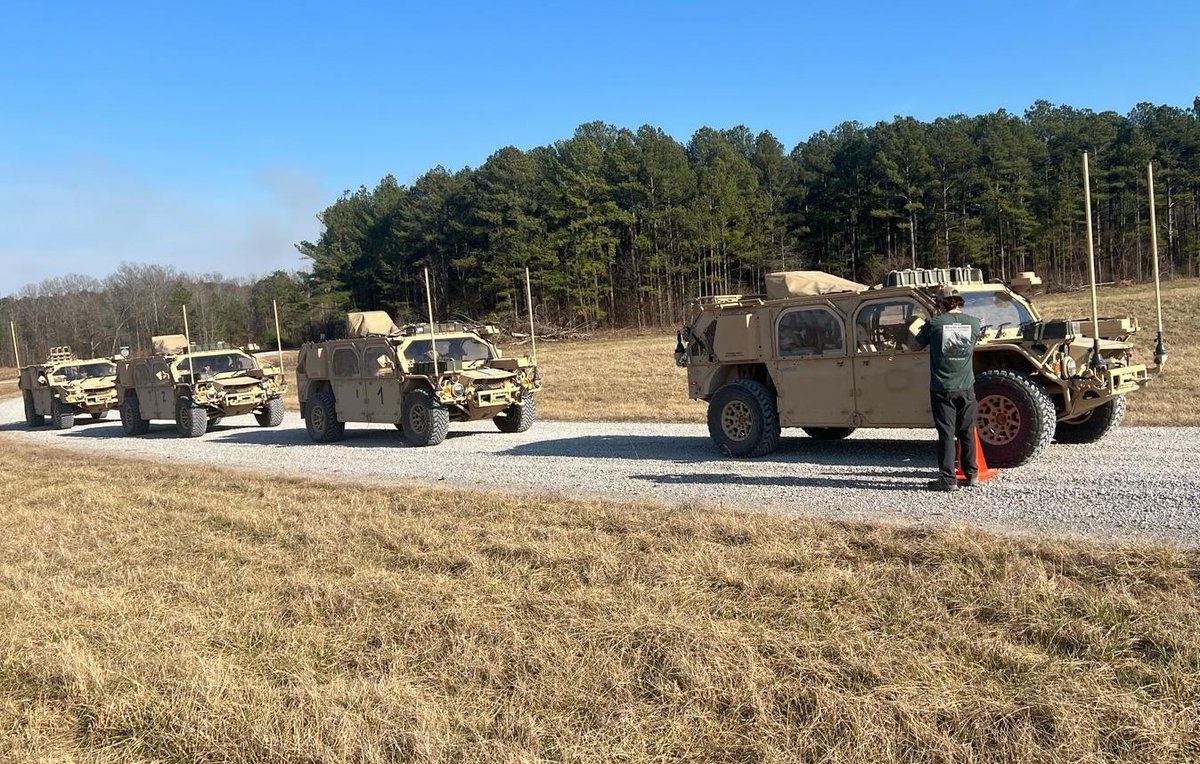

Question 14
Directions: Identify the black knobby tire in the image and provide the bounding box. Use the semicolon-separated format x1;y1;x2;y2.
207;415;224;432
1054;395;1127;445
175;397;207;438
50;398;75;430
494;396;536;434
974;370;1055;468
23;390;45;428
707;379;781;458
802;427;855;441
305;390;345;443
255;398;284;428
401;388;450;447
91;411;109;421
120;395;150;436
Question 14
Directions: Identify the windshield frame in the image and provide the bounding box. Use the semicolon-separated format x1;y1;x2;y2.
960;288;1037;329
52;361;117;380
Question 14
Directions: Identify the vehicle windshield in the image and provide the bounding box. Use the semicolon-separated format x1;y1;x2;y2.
961;290;1033;329
402;337;493;364
177;352;258;376
55;361;116;380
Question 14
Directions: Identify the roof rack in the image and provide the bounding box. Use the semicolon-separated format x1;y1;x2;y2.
883;267;984;288
46;346;76;363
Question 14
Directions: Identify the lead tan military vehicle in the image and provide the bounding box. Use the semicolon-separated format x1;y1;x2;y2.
116;335;287;437
295;311;541;446
19;347;119;429
676;269;1152;467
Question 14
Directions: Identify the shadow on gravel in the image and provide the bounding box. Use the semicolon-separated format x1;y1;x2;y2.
213;427;483;448
503;434;932;467
0;417;117;434
631;472;926;492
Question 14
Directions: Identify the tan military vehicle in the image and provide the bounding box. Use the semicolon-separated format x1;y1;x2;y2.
19;347;119;429
116;335;287;437
676;269;1151;467
295;311;541;446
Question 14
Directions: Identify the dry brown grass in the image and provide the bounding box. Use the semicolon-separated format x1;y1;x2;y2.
1;439;1197;763
535;333;698;422
1036;279;1198;425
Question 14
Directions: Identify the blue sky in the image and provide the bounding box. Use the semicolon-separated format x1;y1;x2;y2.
2;0;1197;296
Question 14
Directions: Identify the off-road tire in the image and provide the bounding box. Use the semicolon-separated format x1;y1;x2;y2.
207;415;223;432
974;370;1055;468
401;388;449;447
802;427;855;441
91;411;109;421
255;398;284;428
175;397;207;438
50;398;75;430
707;379;781;458
1054;395;1127;445
494;396;536;433
23;391;45;427
305;390;344;443
120;395;150;436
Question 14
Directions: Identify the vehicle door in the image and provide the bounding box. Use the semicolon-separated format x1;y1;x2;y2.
143;360;175;419
360;342;402;423
771;305;855;427
851;297;932;426
30;368;53;413
331;345;366;421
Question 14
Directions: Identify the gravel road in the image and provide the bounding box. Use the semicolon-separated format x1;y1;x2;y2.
4;397;1198;545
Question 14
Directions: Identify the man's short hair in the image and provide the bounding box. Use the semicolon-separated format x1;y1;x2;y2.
941;294;965;310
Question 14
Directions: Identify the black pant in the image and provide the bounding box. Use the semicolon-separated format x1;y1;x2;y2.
931;389;978;482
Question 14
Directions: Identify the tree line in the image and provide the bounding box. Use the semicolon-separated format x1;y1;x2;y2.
2;265;312;368
299;98;1200;328
5;99;1200;367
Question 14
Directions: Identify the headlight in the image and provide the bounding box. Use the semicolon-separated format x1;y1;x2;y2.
451;383;465;396
1063;357;1077;378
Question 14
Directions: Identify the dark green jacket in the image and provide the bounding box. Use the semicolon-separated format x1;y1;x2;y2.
915;312;982;393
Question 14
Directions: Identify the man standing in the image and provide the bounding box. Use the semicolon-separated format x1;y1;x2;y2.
913;287;982;491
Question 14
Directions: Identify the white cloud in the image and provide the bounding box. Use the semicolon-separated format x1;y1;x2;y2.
0;156;327;296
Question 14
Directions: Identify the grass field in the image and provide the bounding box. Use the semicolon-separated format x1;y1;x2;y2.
1;439;1197;763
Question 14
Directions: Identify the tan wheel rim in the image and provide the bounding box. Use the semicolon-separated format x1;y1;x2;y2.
720;400;753;442
409;404;427;434
311;405;325;433
978;394;1021;446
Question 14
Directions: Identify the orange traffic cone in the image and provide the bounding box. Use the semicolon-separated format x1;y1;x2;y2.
956;430;1001;483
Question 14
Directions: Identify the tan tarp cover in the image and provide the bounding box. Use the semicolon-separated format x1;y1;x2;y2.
765;271;865;300
347;311;400;338
151;334;189;355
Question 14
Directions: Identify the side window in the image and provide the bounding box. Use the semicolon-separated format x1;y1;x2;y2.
855;300;928;354
777;308;845;357
149;360;170;382
361;344;394;377
332;347;360;378
134;364;150;385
